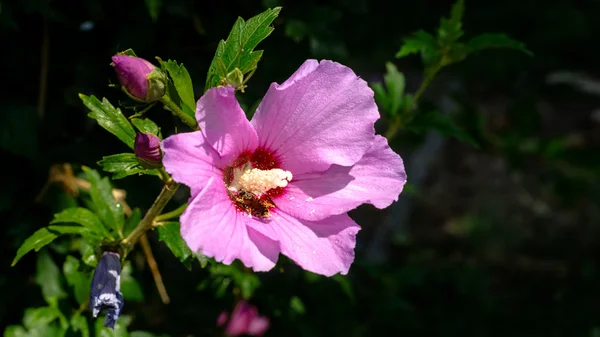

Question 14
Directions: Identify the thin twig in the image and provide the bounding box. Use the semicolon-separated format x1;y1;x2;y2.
140;234;170;304
37;19;49;119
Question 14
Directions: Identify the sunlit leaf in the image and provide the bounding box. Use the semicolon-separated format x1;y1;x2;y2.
50;207;111;237
205;7;281;90
156;221;193;266
160;59;196;117
12;225;94;266
131;118;162;138
79;94;136;149
84;167;125;235
97;153;160;180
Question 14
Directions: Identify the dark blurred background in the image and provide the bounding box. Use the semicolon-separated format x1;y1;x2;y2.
2;0;600;336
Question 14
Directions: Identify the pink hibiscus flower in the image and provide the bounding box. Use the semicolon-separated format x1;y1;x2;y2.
162;60;406;276
217;301;270;336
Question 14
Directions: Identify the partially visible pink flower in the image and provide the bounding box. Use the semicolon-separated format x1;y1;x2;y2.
218;301;270;336
217;312;229;326
162;59;407;276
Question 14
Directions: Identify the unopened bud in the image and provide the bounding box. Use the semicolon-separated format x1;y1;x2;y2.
111;54;166;102
225;68;244;89
219;301;270;337
134;133;162;169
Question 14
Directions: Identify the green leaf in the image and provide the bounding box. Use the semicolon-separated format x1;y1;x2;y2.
384;62;405;116
63;256;92;304
23;307;62;329
371;82;387;110
156;221;193;264
121;263;144;302
79;94;136;149
160;60;196;116
395;30;439;65
131;118;161;138
123;208;141;237
95;314;131;337
196;252;209;268
70;313;90;337
80;241;99;267
36;251;67;305
205;7;281;90
12;225;95;266
12;228;58;266
438;0;464;44
97;153;159;180
50;207;111;237
371;63;408;117
289;296;305;315
84;168;125;235
467;33;533;56
144;0;162;22
4;326;28;337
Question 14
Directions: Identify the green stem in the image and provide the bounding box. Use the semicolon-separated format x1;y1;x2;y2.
158;167;170;182
385;65;440;141
155;202;188;222
121;179;180;251
159;95;198;129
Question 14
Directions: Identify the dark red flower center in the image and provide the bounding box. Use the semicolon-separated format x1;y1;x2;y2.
224;148;289;218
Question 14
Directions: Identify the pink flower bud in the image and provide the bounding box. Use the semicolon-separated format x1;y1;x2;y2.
134;133;162;169
112;55;166;102
219;301;270;336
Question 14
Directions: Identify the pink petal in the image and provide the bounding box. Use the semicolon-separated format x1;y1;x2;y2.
180;177;280;271
161;131;222;197
196;86;258;166
226;301;256;336
251;60;379;175
247;316;270;336
248;211;360;276
275;135;407;220
217;312;229;327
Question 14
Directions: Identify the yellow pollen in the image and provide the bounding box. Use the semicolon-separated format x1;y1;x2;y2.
228;164;292;195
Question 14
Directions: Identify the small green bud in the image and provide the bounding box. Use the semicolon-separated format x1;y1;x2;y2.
224;68;246;92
